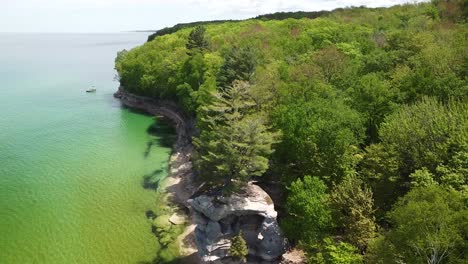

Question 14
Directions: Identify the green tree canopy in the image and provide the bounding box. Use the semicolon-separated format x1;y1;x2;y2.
282;176;333;246
330;176;376;251
217;46;258;88
194;81;279;187
379;97;467;187
310;237;363;264
186;25;209;53
366;185;468;264
273;95;364;184
348;73;397;143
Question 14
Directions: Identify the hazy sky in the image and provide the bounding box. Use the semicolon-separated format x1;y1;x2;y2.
1;0;426;33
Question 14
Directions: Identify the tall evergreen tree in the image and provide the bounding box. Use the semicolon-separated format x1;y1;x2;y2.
217;46;257;88
186;25;209;54
331;175;377;251
193;81;279;187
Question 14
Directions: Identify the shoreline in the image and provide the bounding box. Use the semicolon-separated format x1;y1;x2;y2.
114;87;200;261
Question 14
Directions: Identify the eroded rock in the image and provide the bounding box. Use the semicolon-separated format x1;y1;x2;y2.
189;183;286;263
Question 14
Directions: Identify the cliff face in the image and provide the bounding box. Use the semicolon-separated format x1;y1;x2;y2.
189;184;287;263
115;89;286;263
115;87;200;259
114;87;196;148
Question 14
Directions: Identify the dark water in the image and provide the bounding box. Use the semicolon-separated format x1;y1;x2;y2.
0;33;173;263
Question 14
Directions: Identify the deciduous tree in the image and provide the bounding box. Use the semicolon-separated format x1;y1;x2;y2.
367;185;468;264
282;176;333;246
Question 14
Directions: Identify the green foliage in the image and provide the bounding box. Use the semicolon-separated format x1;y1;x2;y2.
273;95;364;184
364;235;396;264
409;167;437;187
115;3;468;261
312;46;351;88
379;98;467;185
217;46;258;88
433;0;468;22
283;176;332;245
358;144;400;215
330;176;376;250
180;52;206;90
194;81;279;187
114;49;128;78
147;20;237;42
348;73;397;143
360;98;467;215
186;25;209;53
310;237;363;264
229;231;249;262
436;143;468;191
116;2;467;109
366;185;468;263
255;10;330;20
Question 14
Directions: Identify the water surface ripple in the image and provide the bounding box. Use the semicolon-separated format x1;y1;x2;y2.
0;33;172;264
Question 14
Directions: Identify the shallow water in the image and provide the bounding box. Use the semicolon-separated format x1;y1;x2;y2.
0;33;173;263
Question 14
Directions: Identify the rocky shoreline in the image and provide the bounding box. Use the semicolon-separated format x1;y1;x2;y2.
114;87;196;149
114;87;200;260
114;88;291;264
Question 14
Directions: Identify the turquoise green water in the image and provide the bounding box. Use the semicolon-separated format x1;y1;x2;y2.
0;33;173;263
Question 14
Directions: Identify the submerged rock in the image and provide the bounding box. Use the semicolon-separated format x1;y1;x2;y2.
189;183;286;263
169;213;187;225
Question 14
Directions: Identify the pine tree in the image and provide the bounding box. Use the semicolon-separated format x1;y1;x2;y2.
186;25;209;54
193;81;279;187
217;46;257;88
230;231;248;262
330;175;376;251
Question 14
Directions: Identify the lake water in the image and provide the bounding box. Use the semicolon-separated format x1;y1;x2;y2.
0;33;173;263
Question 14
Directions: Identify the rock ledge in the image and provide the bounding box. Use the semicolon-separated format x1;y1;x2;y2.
189;183;286;263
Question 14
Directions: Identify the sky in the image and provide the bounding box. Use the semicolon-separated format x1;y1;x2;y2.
1;0;427;33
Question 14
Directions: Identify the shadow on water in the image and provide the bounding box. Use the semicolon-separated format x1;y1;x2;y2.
144;116;177;158
141;116;176;191
123;108;193;264
138;115;189;264
120;105;176;148
143;141;155;159
142;169;164;190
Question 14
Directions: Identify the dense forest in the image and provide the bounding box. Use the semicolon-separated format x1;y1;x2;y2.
116;1;467;263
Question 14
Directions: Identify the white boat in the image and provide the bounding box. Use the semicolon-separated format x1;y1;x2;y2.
86;86;96;93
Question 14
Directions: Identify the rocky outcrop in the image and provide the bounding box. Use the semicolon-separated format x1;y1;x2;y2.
114;87;196;148
115;87;200;258
189;183;287;263
115;88;287;263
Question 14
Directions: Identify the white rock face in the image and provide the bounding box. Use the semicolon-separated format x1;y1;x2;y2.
189;183;286;263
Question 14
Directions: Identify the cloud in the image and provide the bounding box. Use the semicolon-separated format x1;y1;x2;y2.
1;0;429;32
184;0;427;16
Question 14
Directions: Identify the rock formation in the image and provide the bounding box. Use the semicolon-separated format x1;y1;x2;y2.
115;89;287;263
114;87;196;148
189;183;286;263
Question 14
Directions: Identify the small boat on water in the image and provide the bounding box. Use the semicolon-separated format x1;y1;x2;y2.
86;86;96;93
